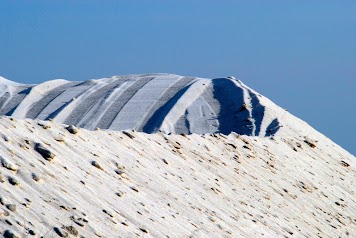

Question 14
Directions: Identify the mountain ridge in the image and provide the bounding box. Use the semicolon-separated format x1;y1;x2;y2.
0;74;324;140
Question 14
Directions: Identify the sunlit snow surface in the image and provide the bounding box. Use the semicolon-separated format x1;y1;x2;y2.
0;74;355;237
1;74;294;136
0;117;354;237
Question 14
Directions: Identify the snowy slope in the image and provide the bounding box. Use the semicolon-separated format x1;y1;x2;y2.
0;117;354;237
0;74;317;138
0;74;355;237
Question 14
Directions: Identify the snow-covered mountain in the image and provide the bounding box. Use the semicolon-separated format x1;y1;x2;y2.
0;74;315;138
0;74;355;237
0;117;354;237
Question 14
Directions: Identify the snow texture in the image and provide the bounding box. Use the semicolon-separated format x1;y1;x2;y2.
0;73;314;137
0;117;354;237
0;74;355;237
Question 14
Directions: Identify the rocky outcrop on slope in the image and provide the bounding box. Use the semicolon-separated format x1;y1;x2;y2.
0;117;354;237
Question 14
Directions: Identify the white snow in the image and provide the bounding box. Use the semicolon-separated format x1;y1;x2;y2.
0;74;330;140
0;74;355;237
160;78;210;134
0;76;24;87
11;79;69;118
0;117;354;237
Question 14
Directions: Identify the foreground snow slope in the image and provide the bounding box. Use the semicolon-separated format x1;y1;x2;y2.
0;74;319;137
0;117;354;237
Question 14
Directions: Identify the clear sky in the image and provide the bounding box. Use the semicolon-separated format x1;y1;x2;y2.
0;1;355;155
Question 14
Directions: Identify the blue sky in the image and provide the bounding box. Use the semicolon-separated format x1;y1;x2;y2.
0;1;355;154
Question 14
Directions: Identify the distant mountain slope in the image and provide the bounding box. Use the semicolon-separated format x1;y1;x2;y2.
0;74;315;137
0;117;354;237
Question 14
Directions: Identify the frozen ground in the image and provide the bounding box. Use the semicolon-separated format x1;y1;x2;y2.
0;117;354;237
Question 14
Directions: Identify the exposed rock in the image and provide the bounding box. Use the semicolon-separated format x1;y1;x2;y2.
121;221;128;226
34;143;55;161
130;186;139;192
167;139;182;150
38;121;51;129
55;136;66;142
115;163;125;170
341;160;350;167
54;227;69;237
304;138;317;148
139;228;148;233
0;196;5;205
3;230;19;238
70;215;87;227
91;161;104;170
6;204;17;212
180;133;188;138
32;173;42;182
0;156;18;171
8;176;20;186
226;143;237;149
5;219;12;225
115;169;128;178
64;225;79;236
122;131;135;139
3;135;10;142
239;103;247;112
0;208;10;217
66;125;79;134
115;191;124;197
102;209;114;217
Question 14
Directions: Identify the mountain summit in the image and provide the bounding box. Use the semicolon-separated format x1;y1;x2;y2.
1;74;318;138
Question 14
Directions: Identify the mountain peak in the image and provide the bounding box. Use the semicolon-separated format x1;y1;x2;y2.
0;73;315;139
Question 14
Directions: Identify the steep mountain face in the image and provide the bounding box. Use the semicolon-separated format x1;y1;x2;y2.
0;74;309;137
0;117;354;237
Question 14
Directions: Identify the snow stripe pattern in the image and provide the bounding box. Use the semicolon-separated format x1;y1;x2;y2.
0;74;284;136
